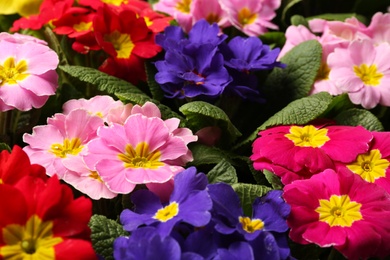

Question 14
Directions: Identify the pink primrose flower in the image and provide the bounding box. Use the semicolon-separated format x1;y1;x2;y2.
23;109;103;178
83;109;197;194
336;131;390;193
0;32;48;45
191;0;230;29
367;12;390;44
250;124;372;185
0;37;59;111
62;156;117;200
328;39;390;109
62;95;130;123
153;0;194;32
283;169;390;259
219;0;281;36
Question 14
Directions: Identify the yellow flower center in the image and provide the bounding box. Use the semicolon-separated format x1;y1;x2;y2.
347;149;389;183
0;215;63;259
315;195;362;227
176;0;191;13
316;62;330;81
104;31;135;59
102;0;128;5
353;64;383;86
285;125;330;148
144;17;153;27
153;202;179;222
89;171;103;183
238;7;257;25
50;138;84;158
239;216;264;233
0;57;29;86
73;21;93;32
118;142;164;169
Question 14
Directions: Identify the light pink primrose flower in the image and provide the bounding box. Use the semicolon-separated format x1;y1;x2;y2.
23;109;103;178
328;39;390;109
283;169;390;259
83;104;197;194
0;32;48;45
336;131;390;193
367;12;390;45
62;95;131;123
0;36;59;111
62;156;117;200
153;0;194;32
219;0;281;36
250;124;372;185
191;0;230;29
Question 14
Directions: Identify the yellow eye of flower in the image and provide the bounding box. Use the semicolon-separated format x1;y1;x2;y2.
239;216;264;233
153;202;179;222
118;142;164;169
238;7;257;25
50;138;84;158
353;63;383;86
0;57;29;86
104;31;135;59
347;149;389;182
285;125;330;148
315;195;362;227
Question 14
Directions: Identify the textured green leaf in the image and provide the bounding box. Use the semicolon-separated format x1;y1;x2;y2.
232;183;272;216
115;92;184;121
263;40;322;107
188;143;234;166
290;14;309;27
307;13;367;24
263;170;284;190
234;92;333;150
89;215;128;260
179;101;241;145
334;108;384;131
59;65;145;95
145;61;165;101
207;159;238;185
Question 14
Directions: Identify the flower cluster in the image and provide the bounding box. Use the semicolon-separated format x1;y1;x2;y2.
23;96;197;200
154;0;281;36
251;123;390;258
0;146;95;259
280;13;390;109
9;0;171;84
115;167;292;260
155;19;284;100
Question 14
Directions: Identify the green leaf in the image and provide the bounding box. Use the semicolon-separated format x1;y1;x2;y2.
0;143;11;153
232;183;272;216
207;159;238;185
234;92;333;150
290;14;309;27
179;101;241;145
263;170;284;190
89;214;128;260
307;13;368;24
259;32;286;49
263;40;322;108
320;93;354;118
145;61;165;101
188;143;235;166
334;108;384;131
59;65;145;95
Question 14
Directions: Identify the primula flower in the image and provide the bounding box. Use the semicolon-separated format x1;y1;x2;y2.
283;169;390;259
23;109;104;178
251;124;372;184
219;0;281;36
367;12;390;44
328;39;390;109
62;156;117;200
191;0;231;28
208;183;291;259
155;20;231;99
337;131;390;193
0;36;59;111
120;167;212;236
83;104;197;194
0;175;96;259
153;0;194;32
0;145;46;185
114;227;181;260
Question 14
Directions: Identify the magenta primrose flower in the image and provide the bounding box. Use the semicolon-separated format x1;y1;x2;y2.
250;124;372;184
283;169;390;259
0;33;59;111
